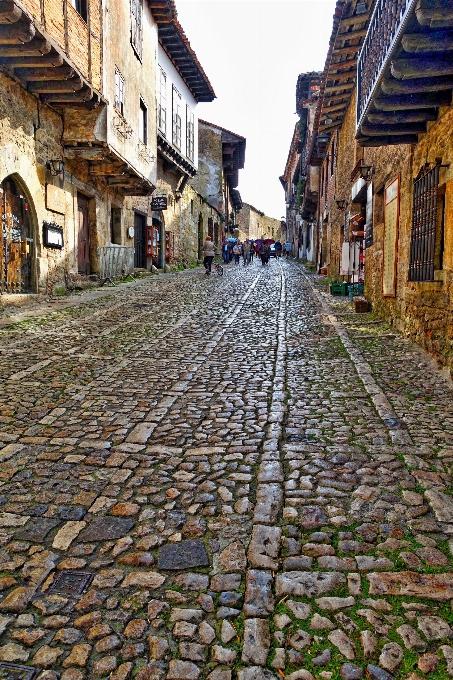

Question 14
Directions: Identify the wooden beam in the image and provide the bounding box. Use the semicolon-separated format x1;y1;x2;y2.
40;87;93;102
0;51;62;67
322;101;349;113
324;81;355;94
64;146;107;160
340;13;369;30
335;28;368;44
374;91;452;110
361;121;426;136
402;30;453;52
367;109;437;123
357;134;419;147
391;55;453;80
28;77;83;92
21;65;74;80
0;1;22;24
89;162;128;175
331;43;361;55
382;74;453;94
326;71;357;84
415;2;453;28
106;176;138;186
329;58;359;71
0;20;34;43
0;39;51;56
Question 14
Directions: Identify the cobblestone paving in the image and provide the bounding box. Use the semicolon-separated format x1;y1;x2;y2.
0;261;452;680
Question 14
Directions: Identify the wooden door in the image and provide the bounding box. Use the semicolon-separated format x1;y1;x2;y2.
134;212;146;268
77;194;90;275
1;181;33;293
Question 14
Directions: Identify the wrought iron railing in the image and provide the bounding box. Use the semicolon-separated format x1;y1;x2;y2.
357;0;417;128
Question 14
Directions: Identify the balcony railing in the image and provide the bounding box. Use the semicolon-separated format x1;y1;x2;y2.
357;0;417;128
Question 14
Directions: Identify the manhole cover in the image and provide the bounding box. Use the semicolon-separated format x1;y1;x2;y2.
0;664;37;680
50;571;93;596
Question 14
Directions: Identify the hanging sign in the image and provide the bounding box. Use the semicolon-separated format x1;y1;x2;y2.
151;196;167;211
382;175;400;297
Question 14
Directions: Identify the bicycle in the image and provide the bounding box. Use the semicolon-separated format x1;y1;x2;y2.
213;262;224;276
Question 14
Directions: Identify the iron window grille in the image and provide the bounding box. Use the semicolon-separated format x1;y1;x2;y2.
158;68;167;135
139;97;147;144
114;68;125;116
408;164;445;282
172;86;182;149
130;0;143;60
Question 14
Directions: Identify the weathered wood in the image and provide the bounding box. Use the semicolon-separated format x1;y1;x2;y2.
0;51;62;67
324;81;355;94
361;121;427;136
331;43;362;55
326;70;357;84
321;101;349;114
0;0;22;24
382;74;453;94
0;39;51;56
402;30;453;52
357;134;419;147
335;28;368;44
28;77;83;92
106;176;137;186
0;19;34;43
329;58;360;71
64;146;107;160
21;66;75;80
374;91;452;110
416;0;453;28
391;55;453;80
41;87;93;102
367;109;437;123
89;162;127;175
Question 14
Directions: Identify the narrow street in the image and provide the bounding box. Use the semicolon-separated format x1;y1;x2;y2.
0;260;453;680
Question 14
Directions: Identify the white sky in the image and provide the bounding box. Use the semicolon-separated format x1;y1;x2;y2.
175;0;337;220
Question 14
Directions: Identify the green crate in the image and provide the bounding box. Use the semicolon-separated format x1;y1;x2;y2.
330;282;348;296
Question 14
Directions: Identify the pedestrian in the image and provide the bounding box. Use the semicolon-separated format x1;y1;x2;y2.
203;236;216;274
284;240;292;259
233;241;242;265
250;240;255;261
275;240;282;258
242;238;251;265
222;241;230;264
259;240;270;266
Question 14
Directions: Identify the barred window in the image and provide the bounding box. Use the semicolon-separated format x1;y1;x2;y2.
114;68;125;116
130;0;143;60
172;87;181;149
186;106;194;161
409;165;445;282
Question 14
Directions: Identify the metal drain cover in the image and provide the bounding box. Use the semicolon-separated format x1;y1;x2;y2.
49;571;93;596
0;664;37;680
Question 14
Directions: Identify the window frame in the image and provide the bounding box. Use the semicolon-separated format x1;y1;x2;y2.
114;68;125;117
130;0;143;60
172;86;182;150
186;105;194;161
158;67;167;135
68;0;87;21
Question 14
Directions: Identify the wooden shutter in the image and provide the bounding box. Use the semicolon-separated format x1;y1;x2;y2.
130;0;142;60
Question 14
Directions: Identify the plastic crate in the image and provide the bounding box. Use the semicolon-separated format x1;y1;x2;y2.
330;282;348;296
348;282;364;300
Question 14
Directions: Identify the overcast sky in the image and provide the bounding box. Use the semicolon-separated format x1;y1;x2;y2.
176;0;337;220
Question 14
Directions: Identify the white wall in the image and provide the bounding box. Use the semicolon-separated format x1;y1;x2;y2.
158;46;198;170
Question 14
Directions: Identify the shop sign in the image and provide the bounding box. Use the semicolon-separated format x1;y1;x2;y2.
46;184;66;214
151;196;167;211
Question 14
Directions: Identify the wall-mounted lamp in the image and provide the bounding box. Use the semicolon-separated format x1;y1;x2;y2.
359;164;374;181
46;159;65;176
324;118;333;125
316;133;330;158
335;199;347;210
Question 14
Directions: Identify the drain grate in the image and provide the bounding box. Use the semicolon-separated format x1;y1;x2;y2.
49;571;93;596
0;664;38;680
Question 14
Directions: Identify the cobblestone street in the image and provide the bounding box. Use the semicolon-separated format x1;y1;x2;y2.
1;260;453;680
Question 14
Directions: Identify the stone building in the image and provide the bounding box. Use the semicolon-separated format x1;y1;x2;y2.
0;0;171;295
280;72;321;260
314;0;453;375
236;203;283;242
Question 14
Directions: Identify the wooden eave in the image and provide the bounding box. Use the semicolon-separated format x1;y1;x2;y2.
0;0;104;109
157;130;196;177
356;1;453;146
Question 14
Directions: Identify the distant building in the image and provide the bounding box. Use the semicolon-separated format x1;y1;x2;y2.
237;203;283;242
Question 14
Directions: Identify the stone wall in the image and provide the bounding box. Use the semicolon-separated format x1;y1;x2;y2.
190;124;224;215
237;203;283;242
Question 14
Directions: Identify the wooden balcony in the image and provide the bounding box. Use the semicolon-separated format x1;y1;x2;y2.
356;0;453;146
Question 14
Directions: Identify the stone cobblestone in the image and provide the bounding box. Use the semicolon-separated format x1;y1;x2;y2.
0;261;452;678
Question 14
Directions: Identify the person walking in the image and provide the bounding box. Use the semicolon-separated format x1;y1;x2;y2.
242;239;251;265
233;241;242;265
275;240;282;258
259;240;270;266
203;236;216;274
249;240;255;261
284;240;292;259
222;241;230;264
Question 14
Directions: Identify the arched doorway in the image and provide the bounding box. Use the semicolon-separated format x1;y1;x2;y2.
1;176;35;293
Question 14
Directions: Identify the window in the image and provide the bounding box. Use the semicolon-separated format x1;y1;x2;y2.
186;106;194;161
115;68;125;116
130;0;143;60
409;165;445;282
172;86;182;149
158;68;167;134
69;0;87;20
139;98;147;144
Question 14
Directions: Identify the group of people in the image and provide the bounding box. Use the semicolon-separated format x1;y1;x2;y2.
203;235;292;274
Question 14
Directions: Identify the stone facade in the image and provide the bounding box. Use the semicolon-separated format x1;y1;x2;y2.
236;203;283;242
